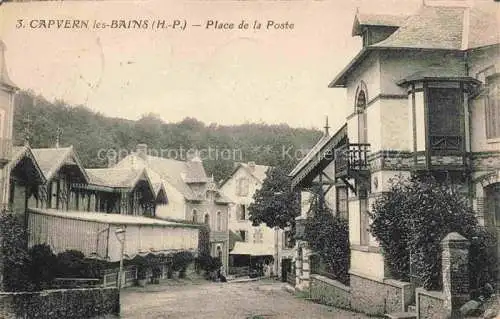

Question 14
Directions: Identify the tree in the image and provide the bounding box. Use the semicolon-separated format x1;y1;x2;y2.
248;166;300;230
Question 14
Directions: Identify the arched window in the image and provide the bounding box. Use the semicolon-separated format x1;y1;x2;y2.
192;209;198;223
355;82;368;144
216;211;222;231
204;213;210;226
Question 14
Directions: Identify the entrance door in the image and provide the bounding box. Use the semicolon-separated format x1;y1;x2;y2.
281;259;291;282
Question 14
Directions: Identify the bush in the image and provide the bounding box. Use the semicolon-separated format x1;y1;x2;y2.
0;211;33;291
28;244;57;290
370;176;497;291
172;251;194;278
56;250;87;278
304;199;350;285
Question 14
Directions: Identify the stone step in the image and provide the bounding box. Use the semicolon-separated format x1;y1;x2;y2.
407;305;416;313
385;312;417;319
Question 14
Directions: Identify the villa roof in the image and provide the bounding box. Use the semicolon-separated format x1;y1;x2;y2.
84;167;155;197
352;12;409;36
330;1;499;87
9;146;46;184
114;153;209;201
31;146;89;183
220;162;270;188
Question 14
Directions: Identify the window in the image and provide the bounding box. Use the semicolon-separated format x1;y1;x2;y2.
238;204;246;220
486;75;500;139
359;188;370;246
192;209;198;223
283;230;295;249
427;87;463;151
239;230;248;242
204;213;210;226
216;211;222;231
336;187;348;220
237;178;249;196
355;83;368;143
253;228;263;243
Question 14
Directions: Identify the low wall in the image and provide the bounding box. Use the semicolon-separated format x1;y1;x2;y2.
0;287;119;319
350;271;413;316
310;274;351;310
416;288;447;319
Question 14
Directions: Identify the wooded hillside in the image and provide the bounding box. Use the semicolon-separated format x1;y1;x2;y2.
13;91;323;182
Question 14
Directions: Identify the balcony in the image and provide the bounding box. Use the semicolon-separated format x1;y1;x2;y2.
335;143;370;178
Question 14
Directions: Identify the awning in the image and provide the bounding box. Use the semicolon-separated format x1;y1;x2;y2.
229;242;274;256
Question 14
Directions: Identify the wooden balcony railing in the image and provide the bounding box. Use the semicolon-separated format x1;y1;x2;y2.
429;135;463;152
335;143;370;177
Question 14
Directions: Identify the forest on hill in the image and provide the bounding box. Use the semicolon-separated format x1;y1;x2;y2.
13;91;323;182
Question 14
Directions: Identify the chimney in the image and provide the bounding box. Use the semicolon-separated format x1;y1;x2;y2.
136;144;147;160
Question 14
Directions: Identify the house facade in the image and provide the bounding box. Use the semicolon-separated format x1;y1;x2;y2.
290;0;499;315
113;144;231;269
220;162;295;278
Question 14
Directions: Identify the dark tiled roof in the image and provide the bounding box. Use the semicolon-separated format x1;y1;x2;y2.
372;2;499;50
396;67;482;85
330;1;499;87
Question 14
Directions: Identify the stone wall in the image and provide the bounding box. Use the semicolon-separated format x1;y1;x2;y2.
349;272;413;316
0;287;119;319
416;288;446;319
310;275;351;309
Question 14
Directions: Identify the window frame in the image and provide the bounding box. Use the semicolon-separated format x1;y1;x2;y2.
485;75;500;140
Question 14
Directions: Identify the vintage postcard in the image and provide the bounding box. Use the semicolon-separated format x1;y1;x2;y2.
0;0;498;318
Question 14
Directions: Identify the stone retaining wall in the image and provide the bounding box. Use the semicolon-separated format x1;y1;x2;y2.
350;271;413;316
416;288;446;319
310;274;351;309
0;287;119;319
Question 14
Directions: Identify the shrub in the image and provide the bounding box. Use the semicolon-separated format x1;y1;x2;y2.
28;244;57;290
304;199;350;285
370;176;497;291
0;211;33;291
172;251;194;278
56;250;87;278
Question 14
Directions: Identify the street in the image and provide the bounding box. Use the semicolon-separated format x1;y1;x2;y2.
120;279;372;319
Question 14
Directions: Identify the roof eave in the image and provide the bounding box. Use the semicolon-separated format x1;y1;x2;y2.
328;48;372;88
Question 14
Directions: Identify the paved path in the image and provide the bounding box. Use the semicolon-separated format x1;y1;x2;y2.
120;279;372;319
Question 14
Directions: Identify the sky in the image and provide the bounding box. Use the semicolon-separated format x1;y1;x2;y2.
0;0;423;130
